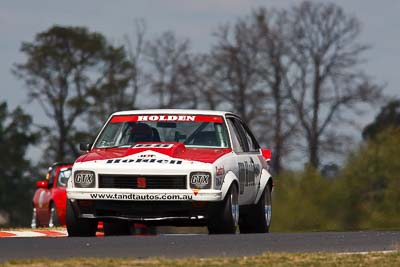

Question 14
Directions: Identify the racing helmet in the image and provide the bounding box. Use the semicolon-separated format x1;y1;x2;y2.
130;123;154;142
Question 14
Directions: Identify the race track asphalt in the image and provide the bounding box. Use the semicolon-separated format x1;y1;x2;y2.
0;231;399;261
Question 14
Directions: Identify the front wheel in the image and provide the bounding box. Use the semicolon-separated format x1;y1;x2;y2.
207;184;239;234
66;199;97;237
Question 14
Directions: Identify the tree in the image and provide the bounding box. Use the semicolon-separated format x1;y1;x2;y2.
86;45;134;132
145;31;199;109
253;8;298;174
362;99;400;140
207;8;298;174
124;19;147;110
285;1;382;168
339;128;400;229
13;26;133;161
209;19;265;125
187;54;223;110
0;102;38;226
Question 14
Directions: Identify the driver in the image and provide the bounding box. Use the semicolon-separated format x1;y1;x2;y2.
130;123;154;142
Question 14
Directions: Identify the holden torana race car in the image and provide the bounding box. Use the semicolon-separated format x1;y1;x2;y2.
32;162;73;228
66;110;273;236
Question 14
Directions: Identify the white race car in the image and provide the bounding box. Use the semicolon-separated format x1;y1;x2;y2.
66;110;273;235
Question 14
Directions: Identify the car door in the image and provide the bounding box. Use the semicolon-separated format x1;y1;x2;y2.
226;117;261;205
36;167;56;224
235;119;264;199
52;166;71;224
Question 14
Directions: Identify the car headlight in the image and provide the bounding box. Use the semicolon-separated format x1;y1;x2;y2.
74;171;95;188
190;172;211;189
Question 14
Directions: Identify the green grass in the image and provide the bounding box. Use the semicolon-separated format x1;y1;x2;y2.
1;252;399;267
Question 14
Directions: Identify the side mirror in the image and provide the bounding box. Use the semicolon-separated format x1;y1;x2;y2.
79;142;92;152
261;149;271;160
36;180;49;189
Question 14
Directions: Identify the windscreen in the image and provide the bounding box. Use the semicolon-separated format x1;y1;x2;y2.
94;115;230;149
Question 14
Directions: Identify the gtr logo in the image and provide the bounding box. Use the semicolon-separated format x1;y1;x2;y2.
137;177;146;189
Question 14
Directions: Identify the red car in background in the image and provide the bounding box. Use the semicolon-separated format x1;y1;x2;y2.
31;162;73;228
31;162;154;234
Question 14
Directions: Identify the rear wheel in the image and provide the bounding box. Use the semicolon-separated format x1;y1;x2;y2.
239;183;272;233
66;199;97;237
103;221;133;236
48;203;60;228
207;184;239;234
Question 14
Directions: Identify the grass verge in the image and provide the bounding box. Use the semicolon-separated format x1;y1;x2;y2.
1;251;399;267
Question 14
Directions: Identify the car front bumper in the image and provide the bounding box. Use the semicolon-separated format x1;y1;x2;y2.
68;197;222;226
67;188;223;202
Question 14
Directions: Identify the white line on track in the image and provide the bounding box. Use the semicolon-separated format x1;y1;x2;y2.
0;231;206;238
160;233;205;236
338;250;398;255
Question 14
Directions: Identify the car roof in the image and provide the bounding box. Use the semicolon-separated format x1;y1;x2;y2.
111;109;235;117
50;162;73;169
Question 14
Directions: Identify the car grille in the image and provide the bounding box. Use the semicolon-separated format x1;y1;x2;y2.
98;174;187;189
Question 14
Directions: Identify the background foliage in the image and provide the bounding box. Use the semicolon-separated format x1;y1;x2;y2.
272;128;400;231
0;102;38;226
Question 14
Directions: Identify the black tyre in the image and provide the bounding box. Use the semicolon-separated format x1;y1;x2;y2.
239;183;272;233
48;203;60;228
66;199;97;237
207;184;239;234
103;221;132;236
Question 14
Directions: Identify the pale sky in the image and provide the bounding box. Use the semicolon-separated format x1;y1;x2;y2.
1;0;399;162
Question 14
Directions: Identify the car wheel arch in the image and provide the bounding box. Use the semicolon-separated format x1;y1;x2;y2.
220;171;239;200
254;169;273;204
